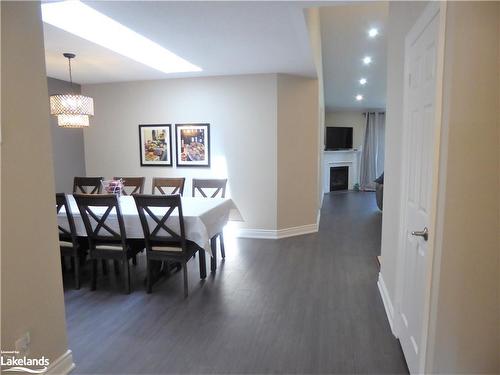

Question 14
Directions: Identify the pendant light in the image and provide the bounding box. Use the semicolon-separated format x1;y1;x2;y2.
50;53;94;128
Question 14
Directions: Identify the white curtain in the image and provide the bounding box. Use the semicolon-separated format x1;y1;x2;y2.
359;112;385;191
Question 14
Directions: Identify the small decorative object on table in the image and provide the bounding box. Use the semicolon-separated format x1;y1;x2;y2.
102;179;124;196
353;183;360;192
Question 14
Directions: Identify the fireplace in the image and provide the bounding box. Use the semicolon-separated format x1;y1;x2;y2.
330;166;349;191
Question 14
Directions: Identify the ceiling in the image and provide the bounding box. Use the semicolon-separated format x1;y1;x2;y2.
320;3;388;111
43;1;319;84
43;1;388;110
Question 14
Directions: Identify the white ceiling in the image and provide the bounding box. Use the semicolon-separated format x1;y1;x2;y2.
43;1;388;110
320;3;388;111
43;1;319;84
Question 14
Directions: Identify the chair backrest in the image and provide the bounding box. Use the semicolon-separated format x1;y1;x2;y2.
133;194;187;252
56;193;77;243
74;194;127;249
113;177;145;195
192;178;227;198
152;177;186;196
73;176;104;194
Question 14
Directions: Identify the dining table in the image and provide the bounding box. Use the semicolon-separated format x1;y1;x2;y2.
58;194;242;278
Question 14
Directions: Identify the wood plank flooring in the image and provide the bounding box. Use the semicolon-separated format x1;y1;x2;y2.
63;191;408;374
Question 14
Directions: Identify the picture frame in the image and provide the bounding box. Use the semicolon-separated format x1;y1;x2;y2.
175;123;210;167
139;124;173;166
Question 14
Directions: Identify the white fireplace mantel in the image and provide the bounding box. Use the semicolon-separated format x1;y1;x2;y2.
323;149;361;193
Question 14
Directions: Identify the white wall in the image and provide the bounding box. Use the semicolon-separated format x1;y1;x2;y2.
82;74;278;231
277;74;319;229
1;0;70;367
426;2;500;373
325;111;365;150
305;8;326;210
379;1;428;302
48;77;86;193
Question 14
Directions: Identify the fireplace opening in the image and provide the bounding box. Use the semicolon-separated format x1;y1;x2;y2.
330;166;349;191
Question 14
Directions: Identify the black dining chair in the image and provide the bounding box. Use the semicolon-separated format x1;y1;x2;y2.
56;193;87;289
133;194;205;297
73;176;104;194
192;178;228;264
74;194;143;294
151;177;186;196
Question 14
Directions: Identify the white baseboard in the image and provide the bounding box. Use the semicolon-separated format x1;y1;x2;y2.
237;222;319;240
377;272;397;337
46;349;75;375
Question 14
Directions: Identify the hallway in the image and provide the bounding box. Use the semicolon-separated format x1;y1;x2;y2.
64;191;408;374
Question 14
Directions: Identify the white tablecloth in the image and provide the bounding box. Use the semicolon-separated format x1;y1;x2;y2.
58;195;242;256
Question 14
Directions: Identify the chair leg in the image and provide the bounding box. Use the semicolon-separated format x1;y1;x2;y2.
132;255;137;266
79;251;87;266
102;260;108;275
146;259;152;294
219;232;226;259
113;260;120;275
61;256;66;272
123;259;131;294
70;257;75;272
91;259;97;291
74;255;81;290
183;262;188;298
198;250;207;279
210;237;217;272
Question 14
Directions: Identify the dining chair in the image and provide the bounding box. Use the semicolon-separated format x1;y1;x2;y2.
74;194;143;294
192;178;228;262
133;194;205;297
192;178;227;198
152;177;186;196
73;176;104;194
56;193;87;289
113;177;145;195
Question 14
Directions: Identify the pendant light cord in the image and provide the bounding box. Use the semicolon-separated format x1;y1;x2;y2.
67;56;74;93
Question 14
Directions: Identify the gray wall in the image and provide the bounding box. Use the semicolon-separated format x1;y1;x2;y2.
47;77;86;193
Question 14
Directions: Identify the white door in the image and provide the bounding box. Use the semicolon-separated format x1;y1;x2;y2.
398;4;442;374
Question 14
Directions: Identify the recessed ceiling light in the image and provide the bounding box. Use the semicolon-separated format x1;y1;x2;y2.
359;78;367;85
368;28;379;38
356;94;363;101
41;0;201;74
363;56;372;65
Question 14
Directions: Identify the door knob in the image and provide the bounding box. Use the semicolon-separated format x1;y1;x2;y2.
411;227;428;241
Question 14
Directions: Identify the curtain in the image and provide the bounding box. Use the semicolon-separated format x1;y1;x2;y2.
359;112;385;191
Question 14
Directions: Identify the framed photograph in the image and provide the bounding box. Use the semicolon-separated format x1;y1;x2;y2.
139;124;172;166
175;123;210;167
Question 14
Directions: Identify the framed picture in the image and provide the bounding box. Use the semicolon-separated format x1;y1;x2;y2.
175;123;210;167
139;124;172;166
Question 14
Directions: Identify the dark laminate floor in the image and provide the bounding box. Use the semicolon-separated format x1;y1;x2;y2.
64;191;408;374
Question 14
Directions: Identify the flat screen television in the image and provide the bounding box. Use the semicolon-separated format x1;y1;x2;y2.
325;127;353;150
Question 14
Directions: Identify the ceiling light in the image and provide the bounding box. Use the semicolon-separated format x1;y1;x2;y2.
50;53;94;128
41;0;201;74
355;94;363;101
359;78;367;85
368;28;379;38
363;56;372;65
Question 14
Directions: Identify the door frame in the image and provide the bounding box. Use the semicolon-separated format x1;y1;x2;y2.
393;2;447;373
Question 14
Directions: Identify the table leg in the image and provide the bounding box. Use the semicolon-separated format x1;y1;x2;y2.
210;237;217;272
198;249;206;279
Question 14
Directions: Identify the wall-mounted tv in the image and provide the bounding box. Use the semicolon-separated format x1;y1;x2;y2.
325;127;353;150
